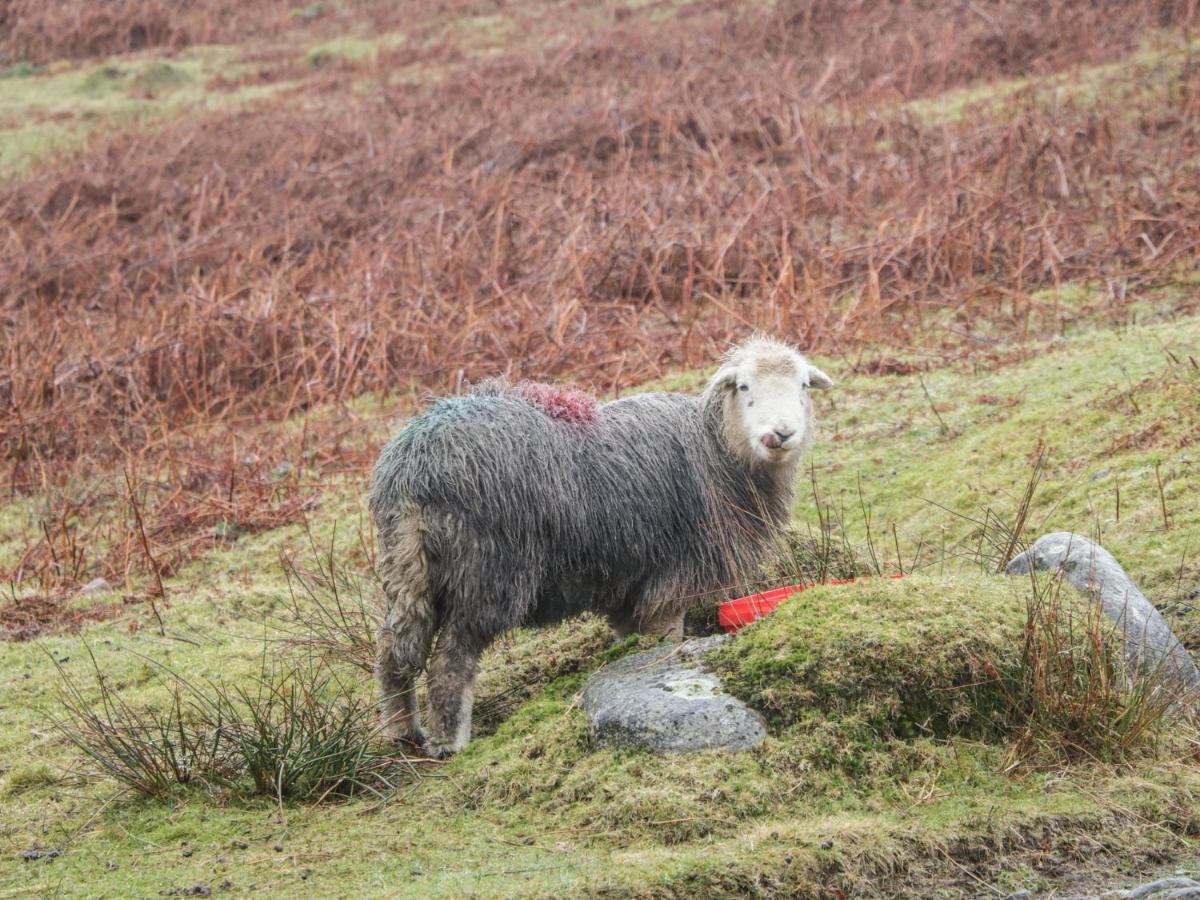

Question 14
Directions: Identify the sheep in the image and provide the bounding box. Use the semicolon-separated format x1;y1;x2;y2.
370;336;833;757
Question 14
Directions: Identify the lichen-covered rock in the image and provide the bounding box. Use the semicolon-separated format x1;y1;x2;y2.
579;636;766;753
1006;532;1200;693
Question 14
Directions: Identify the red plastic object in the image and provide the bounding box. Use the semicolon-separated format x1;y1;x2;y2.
718;575;906;633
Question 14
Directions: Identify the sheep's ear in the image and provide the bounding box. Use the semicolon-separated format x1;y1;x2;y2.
709;365;739;392
807;366;834;390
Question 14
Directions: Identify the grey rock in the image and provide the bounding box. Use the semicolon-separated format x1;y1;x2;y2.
1058;877;1200;899
79;577;113;595
1006;533;1200;693
1094;878;1200;898
580;635;766;753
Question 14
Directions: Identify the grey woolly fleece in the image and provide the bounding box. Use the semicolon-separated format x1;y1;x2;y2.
369;380;799;644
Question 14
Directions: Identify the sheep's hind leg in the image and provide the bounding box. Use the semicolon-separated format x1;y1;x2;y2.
375;514;436;750
376;592;436;750
423;623;488;759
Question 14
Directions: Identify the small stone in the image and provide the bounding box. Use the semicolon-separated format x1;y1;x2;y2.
579;635;766;754
820;839;834;850
106;862;119;871
79;577;113;595
19;848;61;861
273;844;284;853
181;849;193;858
231;840;248;850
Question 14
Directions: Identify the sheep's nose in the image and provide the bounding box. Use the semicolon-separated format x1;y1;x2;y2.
761;431;789;449
773;427;795;444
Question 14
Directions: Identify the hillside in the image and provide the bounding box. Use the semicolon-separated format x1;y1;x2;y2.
2;310;1198;897
1;0;1199;897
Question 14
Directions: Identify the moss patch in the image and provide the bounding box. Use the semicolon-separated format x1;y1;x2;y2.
711;574;1026;740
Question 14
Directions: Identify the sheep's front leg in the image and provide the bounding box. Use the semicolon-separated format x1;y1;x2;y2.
423;625;487;758
607;607;638;638
639;609;685;641
630;584;686;640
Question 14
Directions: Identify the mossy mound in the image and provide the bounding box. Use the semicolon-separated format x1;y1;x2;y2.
710;574;1029;742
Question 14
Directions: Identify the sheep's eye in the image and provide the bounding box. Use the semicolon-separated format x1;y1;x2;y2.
737;384;749;392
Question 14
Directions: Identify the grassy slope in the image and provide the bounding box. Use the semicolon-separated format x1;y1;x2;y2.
0;0;699;177
805;293;1200;605
2;305;1198;898
2;9;1199;894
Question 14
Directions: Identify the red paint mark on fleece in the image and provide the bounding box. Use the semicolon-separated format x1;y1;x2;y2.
517;383;598;427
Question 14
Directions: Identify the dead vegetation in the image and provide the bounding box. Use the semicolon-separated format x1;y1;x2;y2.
1;0;1199;610
1;412;375;598
0;590;126;640
0;0;412;65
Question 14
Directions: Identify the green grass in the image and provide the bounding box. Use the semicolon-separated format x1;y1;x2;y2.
797;305;1200;607
710;574;1027;737
0;50;298;176
3;303;1199;896
4;580;1197;897
0;0;710;176
904;30;1199;126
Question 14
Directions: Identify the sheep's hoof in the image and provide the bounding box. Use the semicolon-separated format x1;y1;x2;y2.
389;728;426;755
421;740;459;760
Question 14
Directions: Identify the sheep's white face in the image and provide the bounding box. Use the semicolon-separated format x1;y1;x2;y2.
709;341;833;466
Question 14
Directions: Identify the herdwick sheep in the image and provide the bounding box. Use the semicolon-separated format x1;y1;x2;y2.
370;336;833;757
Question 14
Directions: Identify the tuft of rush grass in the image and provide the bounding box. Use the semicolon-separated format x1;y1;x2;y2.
1000;568;1195;768
208;656;406;803
51;643;412;804
52;644;237;801
933;447;1194;768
